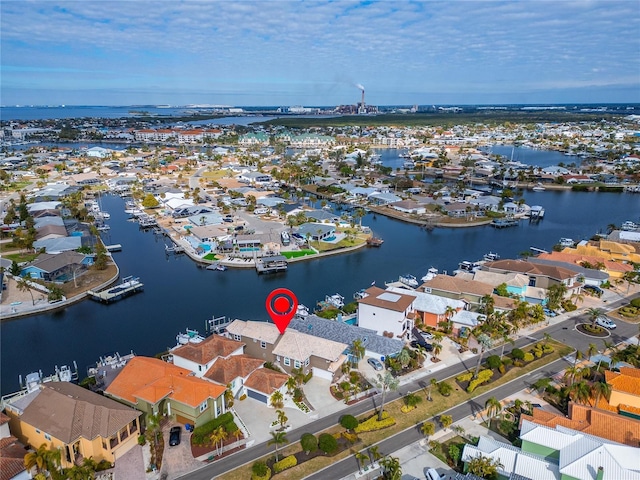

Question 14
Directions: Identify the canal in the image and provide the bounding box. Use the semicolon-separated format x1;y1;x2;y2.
1;190;638;394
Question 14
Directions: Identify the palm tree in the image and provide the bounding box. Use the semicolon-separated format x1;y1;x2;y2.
587;343;598;361
427;378;437;401
586;307;604;328
380;455;402;480
421;421;435;440
485;396;502;421
368;445;382;464
591;381;611;408
440;414;453;431
16;277;36;305
270;390;284;409
350;338;365;367
285;376;297;394
397;348;411;369
467;454;504;479
473;333;493;378
268;431;289;463
563;365;582;386
374;371;399;421
210;425;228;456
24;443;60;478
276;409;288;430
355;451;369;473
569;380;591;405
432;342;443;361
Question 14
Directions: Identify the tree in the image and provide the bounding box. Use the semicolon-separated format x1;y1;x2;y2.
591;381;611;408
252;461;269;478
339;414;358;432
368;445;382;464
350;338;365;367
546;283;568;310
404;392;422;409
355;451;369;474
317;432;337;455
569;380;591;405
285;376;297;394
432;342;443;361
586;307;604;328
268;431;288;463
440;414;453;430
270;390;284;409
16;277;35;305
24;443;61;479
380;455;402;480
421;421;435;440
141;193;159;208
300;433;317;455
427;377;437;401
485;396;502;420
276;409;288;430
473;333;493;378
587;343;598;361
210;425;228;456
467;454;504;480
373;371;400;421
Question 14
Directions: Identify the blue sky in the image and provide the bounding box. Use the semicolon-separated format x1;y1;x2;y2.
2;0;639;106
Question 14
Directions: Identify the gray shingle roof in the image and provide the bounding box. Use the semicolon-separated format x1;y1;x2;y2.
288;315;404;357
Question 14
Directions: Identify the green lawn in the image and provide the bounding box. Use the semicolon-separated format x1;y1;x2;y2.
281;250;316;259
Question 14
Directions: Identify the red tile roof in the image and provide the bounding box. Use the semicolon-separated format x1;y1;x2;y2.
244;368;289;395
606;367;640;396
203;355;264;386
105;356;225;408
172;334;245;364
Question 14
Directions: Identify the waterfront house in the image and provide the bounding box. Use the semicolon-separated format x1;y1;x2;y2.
288;315;405;363
32;236;83;254
387;286;465;330
480;259;581;296
0;411;28;480
104;356;226;428
4;382;141;470
529;255;611;286
171;334;245;378
390;200;426;215
463;270;532;302
356;286;416;341
443;202;470;218
367;191;402;205
20;251;92;282
242;368;290;405
296;223;336;242
420;274;494;311
226;320;347;382
202;355;266;398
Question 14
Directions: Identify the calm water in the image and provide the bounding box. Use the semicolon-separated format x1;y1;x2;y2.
1;191;638;394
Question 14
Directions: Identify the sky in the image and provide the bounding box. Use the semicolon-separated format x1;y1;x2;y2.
1;0;639;107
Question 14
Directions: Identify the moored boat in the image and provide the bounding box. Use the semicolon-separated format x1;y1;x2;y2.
399;274;419;288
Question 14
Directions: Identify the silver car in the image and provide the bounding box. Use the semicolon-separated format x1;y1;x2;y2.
367;358;384;371
596;316;616;329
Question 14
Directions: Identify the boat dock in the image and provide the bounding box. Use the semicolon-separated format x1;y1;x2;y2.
87;276;143;303
165;243;185;254
105;244;122;252
491;218;519;228
256;255;288;274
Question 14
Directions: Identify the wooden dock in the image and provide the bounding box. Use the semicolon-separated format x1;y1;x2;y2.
491;219;519;228
87;276;143;303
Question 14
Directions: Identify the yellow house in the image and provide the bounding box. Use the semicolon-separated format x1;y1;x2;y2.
4;382;141;469
604;367;640;419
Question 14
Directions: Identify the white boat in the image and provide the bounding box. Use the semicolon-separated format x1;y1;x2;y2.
532;183;546;191
206;263;227;271
353;288;368;300
175;328;205;346
456;261;482;273
559;238;574;247
399;274;419;288
621;221;638;231
325;294;345;309
483;252;500;262
296;304;310;317
421;267;439;282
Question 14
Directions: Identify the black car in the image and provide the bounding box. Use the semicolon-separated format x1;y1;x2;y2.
583;285;603;297
410;339;433;351
169;426;181;446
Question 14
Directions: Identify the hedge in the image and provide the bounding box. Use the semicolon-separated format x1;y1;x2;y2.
523;352;535;362
456;372;473;383
251;461;271;480
466;369;494;393
191;412;235;444
630;298;640;308
355;411;396;433
273;455;297;474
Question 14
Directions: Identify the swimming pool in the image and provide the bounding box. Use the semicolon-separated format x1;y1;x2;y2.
199;244;212;252
323;235;337;242
239;247;261;252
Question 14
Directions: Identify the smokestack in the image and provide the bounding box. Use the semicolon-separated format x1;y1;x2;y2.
356;83;365;112
361;89;365;108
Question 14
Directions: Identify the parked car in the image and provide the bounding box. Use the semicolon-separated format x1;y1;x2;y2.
543;308;557;317
421;331;434;340
596;316;616;329
410;339;434;352
584;285;603;297
425;468;443;480
367;358;384;371
169;426;181;446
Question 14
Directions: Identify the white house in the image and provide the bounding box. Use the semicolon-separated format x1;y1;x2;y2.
356;286;416;340
170;334;245;377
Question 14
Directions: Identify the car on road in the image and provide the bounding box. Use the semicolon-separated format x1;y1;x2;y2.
596;316;616;329
169;426;181;446
367;358;384;371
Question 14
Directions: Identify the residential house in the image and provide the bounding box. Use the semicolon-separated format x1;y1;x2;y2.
104;356;226;428
20;251;92;282
530;255;611;286
521;402;640;447
463;420;640;480
296;223;336;242
242;368;289;405
390;200;426;215
171;334;245;378
356;286;416;340
226;320;347;382
202;355;265;398
4;382;141;470
288;315;405;364
237;171;273;186
0;411;28;480
481;259;581;296
367;191;402;205
420;274;494;311
602;367;640;418
387;286;465;330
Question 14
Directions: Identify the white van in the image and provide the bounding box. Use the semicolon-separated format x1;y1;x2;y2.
425;468;443;480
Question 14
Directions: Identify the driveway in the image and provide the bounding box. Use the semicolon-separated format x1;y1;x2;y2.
159;423;202;480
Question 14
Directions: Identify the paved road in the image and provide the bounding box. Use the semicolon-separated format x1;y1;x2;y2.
178;298;638;480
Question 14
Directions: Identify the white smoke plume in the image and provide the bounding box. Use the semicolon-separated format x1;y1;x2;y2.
355;83;365;91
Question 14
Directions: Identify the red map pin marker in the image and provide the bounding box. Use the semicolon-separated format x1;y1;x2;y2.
266;288;298;334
